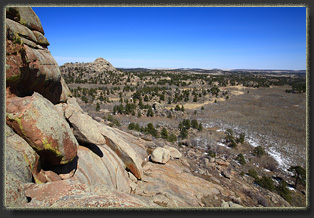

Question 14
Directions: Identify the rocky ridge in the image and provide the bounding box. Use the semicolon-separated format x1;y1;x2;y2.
5;7;297;209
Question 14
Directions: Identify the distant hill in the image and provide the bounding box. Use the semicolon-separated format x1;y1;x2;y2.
60;58;129;84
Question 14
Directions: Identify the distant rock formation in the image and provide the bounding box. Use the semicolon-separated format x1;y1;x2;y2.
90;57;117;72
59;57;128;85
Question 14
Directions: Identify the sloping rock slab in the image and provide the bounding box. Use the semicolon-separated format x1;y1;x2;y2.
23;180;149;208
96;122;147;180
64;103;106;146
6;92;78;165
135;160;223;207
72;145;130;193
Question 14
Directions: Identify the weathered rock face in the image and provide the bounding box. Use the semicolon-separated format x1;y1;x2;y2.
6;92;78;166
5;6;71;104
72;145;130;193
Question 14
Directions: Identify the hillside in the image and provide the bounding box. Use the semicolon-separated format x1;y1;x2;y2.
4;7;306;209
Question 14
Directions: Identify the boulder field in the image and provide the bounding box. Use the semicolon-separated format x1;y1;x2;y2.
5;7;241;209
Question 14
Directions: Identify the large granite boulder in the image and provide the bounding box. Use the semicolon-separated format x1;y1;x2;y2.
6;92;78;166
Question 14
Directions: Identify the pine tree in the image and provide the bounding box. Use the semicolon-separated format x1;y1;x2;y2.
96;102;100;111
161;127;168;139
288;166;306;188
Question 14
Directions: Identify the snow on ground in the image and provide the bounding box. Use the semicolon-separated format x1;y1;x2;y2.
267;147;290;171
217;142;230;148
202;121;296;172
247;138;260;148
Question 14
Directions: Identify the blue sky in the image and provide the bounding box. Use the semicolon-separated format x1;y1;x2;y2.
32;7;306;70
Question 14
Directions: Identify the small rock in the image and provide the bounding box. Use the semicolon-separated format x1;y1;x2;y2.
209;157;215;163
231;196;241;204
221;200;243;208
221;200;230;208
216;158;230;167
58;169;75;180
221;170;232;179
205;158;215;168
164;146;181;159
44;171;61;182
151;147;170;164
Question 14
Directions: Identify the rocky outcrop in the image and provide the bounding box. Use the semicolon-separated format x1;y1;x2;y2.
6;92;78;166
89;57;117;72
5;7;70;104
61;57;118;74
4;7;140;208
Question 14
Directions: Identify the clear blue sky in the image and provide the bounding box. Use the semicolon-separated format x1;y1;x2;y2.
32;7;306;70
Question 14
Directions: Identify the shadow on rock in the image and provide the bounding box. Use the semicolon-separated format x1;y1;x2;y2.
77;139;104;158
42;155;79;177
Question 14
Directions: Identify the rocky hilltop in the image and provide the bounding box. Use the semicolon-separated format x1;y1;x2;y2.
5;7;301;209
60;57;132;85
61;57;118;74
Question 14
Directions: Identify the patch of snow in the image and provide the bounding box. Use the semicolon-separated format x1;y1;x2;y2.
288;186;296;191
268;147;290;171
247;138;260;148
217;142;230;149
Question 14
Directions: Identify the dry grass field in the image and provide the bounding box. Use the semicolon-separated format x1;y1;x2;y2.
195;85;306;170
